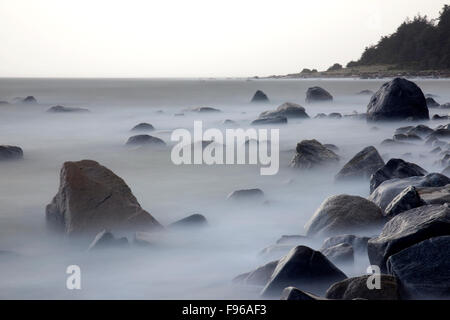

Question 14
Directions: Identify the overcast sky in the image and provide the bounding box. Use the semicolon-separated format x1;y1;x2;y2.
0;0;447;78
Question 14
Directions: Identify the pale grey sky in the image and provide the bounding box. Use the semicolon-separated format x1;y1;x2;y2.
0;0;447;77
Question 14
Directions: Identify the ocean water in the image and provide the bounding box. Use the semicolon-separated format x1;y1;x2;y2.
0;78;449;299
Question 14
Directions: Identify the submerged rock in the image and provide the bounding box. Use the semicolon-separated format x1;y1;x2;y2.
366;78;429;121
321;243;354;264
168;214;207;229
45;160;162;236
261;246;347;297
358;89;374;95
191;106;221;113
335;146;384;181
47;105;89;113
290;139;339;169
251;116;287;125
126;134;166;146
131;123;154;132
426;97;440;108
0;145;23;161
259;102;309;119
87;230;129;251
305;87;333;103
321;234;370;255
305;195;384;237
227;188;264;201
251;90;269;103
15;96;37;104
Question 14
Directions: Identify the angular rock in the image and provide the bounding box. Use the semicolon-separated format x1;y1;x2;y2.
45;160;162;236
281;287;324;300
244;260;278;286
126;134;166;146
259;102;309;119
416;184;450;205
227;188;264;201
168;213;207;229
131;123;154;132
321;234;370;255
366;78;429;121
305;87;333;103
251;90;269;103
384;186;426;218
426;97;440;107
305;195;384;237
367;204;450;272
335;146;384;181
369;158;428;193
261;246;347;297
290;139;339;169
407;124;434;137
0;145;23;161
321;243;354;264
87;230;129;251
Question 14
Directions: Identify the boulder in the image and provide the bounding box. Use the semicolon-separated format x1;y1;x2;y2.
325;275;400;300
321;243;354;264
394;126;414;135
314;113;327;119
328;113;342;119
126;134;166;146
227;188;264;201
16;96;37;104
191;107;221;113
367;204;450;272
47;105;89;113
87;230;129;251
440;102;450;109
426;97;440;107
0;145;23;160
432;114;449;120
335;146;384;181
416;184;450;205
369;158;428;193
305;87;333;103
251;116;287;125
251;90;269;103
384;186;426;218
386;236;450;299
305;195;384;237
366;78;429;121
168;213;207;229
280;287;324;300
131;123;154;132
290;139;339;169
368;173;450;212
393;133;421;142
321;234;370;255
259;102;309;119
45;160;162;236
428;128;450;140
407;124;434;137
261;246;347;297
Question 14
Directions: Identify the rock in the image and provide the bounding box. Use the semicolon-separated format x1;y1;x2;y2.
325;275;400;300
380;138;410;146
191;107;221;113
261;246;347;297
0;146;23;160
432;114;449;120
407;124;434;137
47;105;89;113
259;244;296;261
393;133;421;141
384;186;426;218
416;184;450;205
0;100;10;105
314;113;327;119
45;160;162;236
251;116;287;125
259;102;309;119
126;134;166;146
305;195;384;237
242;260;278;286
335;146;384;181
328;112;342;119
321;234;370;255
321;243;354;264
426;97;440;107
366;78;429;121
369;158;428;193
131;123;154;132
16;96;37;104
367;204;450;272
222;119;237;125
305;87;333;103
440;102;450;109
386;236;450;299
369;173;450;212
281;287;324;300
290;139;339;169
251;90;269;103
323;144;339;152
87;230;129;251
168;213;207;229
358;90;374;95
227;188;264;201
431;147;442;154
394;126;414;135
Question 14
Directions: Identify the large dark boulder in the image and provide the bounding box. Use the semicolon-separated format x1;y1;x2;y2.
325;275;400;300
305;87;333;103
369;159;428;193
259;102;309;119
305;195;384;237
366;78;429;121
251;90;269;103
45;160;162;236
261;246;347;297
335;146;384;181
290;139;339;169
384;186;426;218
367;204;450;272
386;236;450;299
0;146;23;160
126;134;166;146
368;173;450;212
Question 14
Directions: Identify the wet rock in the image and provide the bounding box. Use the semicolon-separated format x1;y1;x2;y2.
47;105;89;113
15;96;37;104
366;78;429;121
393;133;421;142
380;139;410;146
407;125;434;137
131;123;154;132
306;87;333;103
328;113;342;119
426;97;440;108
321;243;354;264
395;126;414;135
290;139;339;169
45;160;162;236
369;158;427;193
259;102;309;119
314;113;327;119
126;134;166;146
227;188;264;201
428;128;450;139
321;234;370;255
367;204;450;272
432;114;449;120
325;275;400;300
261;246;347;297
87;230;129;251
335;146;384;181
168;214;207;229
416;184;450;205
0;145;23;161
305;195;384;237
384;186;426;218
251;90;269;103
369;173;450;212
386;236;450;299
191;106;221;113
251;116;287;125
281;287;324;300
